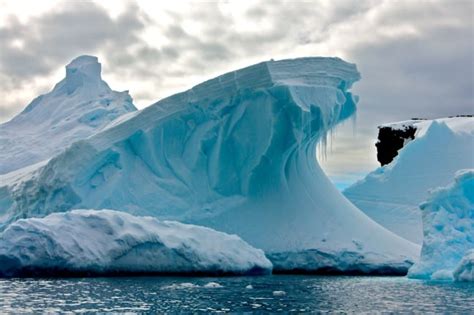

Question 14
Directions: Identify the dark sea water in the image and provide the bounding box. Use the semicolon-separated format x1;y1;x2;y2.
0;275;472;313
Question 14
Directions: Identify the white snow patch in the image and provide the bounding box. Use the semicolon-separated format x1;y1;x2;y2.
380;116;474;137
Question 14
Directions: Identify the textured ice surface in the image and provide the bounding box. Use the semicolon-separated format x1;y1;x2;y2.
408;169;474;281
0;209;272;276
344;117;474;243
0;57;419;273
454;250;474;281
0;56;136;175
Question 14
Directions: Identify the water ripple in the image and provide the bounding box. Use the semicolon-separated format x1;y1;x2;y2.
0;276;472;313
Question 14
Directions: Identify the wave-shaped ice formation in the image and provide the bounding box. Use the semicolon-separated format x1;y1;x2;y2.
0;57;419;273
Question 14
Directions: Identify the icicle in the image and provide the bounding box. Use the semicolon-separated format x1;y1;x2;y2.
317;129;329;162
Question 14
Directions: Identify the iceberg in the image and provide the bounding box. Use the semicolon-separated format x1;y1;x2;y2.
0;209;272;276
0;55;137;175
408;169;474;281
344;117;474;244
0;56;419;274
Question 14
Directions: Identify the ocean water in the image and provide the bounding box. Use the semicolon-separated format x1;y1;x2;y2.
0;275;472;313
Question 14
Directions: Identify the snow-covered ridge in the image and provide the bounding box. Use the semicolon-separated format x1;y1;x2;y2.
0;56;419;274
408;169;474;281
0;55;137;175
344;117;474;244
168;57;360;108
376;116;474;166
0;209;272;276
380;116;474;137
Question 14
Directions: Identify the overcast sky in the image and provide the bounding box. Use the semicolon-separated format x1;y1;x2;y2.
1;0;472;188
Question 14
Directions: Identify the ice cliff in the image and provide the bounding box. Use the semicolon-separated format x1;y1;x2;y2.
408;170;473;281
344;117;474;244
0;209;272;276
0;55;137;175
0;56;419;274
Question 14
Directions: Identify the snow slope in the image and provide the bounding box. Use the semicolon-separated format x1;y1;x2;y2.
0;57;419;273
408;169;474;281
0;209;272;276
344;117;474;244
0;55;137;175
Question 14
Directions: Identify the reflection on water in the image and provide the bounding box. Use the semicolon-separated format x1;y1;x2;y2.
0;275;472;313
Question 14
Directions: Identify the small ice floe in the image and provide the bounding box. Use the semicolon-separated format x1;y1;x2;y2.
162;282;199;290
245;284;254;289
203;282;223;288
272;290;286;296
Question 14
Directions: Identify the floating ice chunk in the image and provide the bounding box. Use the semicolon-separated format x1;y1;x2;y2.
203;282;223;288
0;209;272;276
245;284;254;289
162;283;200;290
273;291;286;296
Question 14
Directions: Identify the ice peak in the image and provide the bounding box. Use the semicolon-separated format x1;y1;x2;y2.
0;54;137;174
60;55;108;95
66;55;101;80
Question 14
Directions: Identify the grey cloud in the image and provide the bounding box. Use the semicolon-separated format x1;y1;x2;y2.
165;25;188;39
0;2;146;86
0;0;378;107
0;102;20;120
235;0;375;46
162;46;180;59
372;0;472;28
349;16;473;120
245;6;266;20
